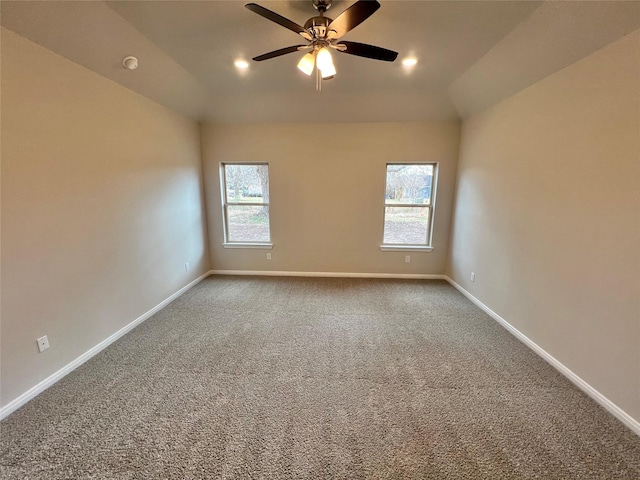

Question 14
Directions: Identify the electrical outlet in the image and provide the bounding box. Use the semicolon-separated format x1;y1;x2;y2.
470;272;475;282
185;262;190;272
266;253;272;260
405;255;411;263
37;335;49;353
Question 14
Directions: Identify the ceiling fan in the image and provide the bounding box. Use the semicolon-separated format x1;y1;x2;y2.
245;0;398;89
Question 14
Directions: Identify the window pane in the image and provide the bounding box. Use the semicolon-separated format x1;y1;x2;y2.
383;206;430;245
227;205;270;243
385;164;433;205
224;164;269;203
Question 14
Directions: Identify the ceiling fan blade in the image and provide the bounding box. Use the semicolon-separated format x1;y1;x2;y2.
252;45;306;62
245;3;311;40
338;41;398;62
327;0;380;38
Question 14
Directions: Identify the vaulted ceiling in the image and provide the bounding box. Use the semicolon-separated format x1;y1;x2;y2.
2;1;639;122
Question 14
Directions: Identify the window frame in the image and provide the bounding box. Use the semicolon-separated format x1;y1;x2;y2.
380;162;438;252
220;162;273;249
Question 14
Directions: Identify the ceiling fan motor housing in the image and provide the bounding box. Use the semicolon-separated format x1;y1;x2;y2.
304;16;333;39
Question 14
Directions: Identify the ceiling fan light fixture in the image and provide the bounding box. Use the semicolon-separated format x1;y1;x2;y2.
316;47;334;71
320;62;336;79
297;52;316;76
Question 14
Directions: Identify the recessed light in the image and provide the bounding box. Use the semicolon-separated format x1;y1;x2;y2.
234;59;250;69
402;57;418;67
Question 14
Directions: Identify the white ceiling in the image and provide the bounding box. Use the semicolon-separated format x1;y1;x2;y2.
2;1;639;123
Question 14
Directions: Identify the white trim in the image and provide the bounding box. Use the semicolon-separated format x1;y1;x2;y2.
380;246;434;252
223;243;273;249
0;272;210;421
10;270;634;437
211;270;446;280
444;276;640;436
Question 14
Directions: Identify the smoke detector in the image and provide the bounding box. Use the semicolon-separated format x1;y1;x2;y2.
122;56;138;70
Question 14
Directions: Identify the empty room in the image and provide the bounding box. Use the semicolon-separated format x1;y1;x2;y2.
1;1;639;478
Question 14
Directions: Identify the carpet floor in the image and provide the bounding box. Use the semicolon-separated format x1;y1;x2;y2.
1;276;639;479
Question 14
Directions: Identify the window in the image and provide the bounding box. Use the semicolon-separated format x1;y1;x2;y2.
220;163;271;246
382;163;437;249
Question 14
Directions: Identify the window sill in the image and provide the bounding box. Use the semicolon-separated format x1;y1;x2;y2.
223;243;273;250
380;245;433;252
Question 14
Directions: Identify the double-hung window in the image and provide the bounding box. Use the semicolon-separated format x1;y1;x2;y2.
382;163;437;249
220;163;271;247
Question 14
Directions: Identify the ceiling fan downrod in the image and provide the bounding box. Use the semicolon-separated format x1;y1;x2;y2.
313;0;332;13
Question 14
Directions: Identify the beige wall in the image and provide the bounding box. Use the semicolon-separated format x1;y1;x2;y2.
0;29;210;408
448;30;640;422
201;122;460;275
5;16;636;430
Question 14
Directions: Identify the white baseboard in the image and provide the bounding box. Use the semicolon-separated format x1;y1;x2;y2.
210;269;446;280
445;276;640;436
0;272;210;421
7;270;635;437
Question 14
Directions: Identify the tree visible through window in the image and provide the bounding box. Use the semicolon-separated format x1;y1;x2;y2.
221;163;271;244
383;163;437;247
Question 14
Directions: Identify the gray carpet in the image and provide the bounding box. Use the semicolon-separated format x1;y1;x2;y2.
1;276;639;479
